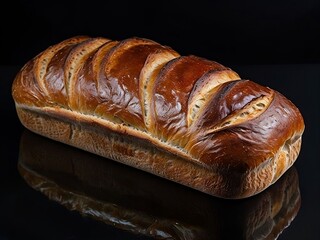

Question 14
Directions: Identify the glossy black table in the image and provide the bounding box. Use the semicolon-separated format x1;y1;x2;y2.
1;64;319;239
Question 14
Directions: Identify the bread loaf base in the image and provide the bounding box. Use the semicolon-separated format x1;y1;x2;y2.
15;105;301;199
17;129;301;239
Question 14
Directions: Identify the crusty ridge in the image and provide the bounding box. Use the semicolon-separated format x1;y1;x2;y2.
33;36;90;97
139;49;180;129
65;37;109;109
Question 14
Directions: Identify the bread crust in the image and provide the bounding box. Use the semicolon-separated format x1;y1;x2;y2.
12;35;305;198
15;104;301;199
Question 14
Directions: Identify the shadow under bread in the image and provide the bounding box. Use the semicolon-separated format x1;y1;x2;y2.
18;129;301;240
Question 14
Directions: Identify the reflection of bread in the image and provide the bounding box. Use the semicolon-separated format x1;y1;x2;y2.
12;35;304;199
18;130;301;239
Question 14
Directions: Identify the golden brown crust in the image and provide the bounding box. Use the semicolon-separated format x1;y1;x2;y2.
151;55;227;145
12;35;305;199
187;69;240;127
139;48;180;129
72;41;119;114
97;37;165;129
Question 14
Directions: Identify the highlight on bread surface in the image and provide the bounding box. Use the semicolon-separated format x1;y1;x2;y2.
12;35;305;199
18;130;301;240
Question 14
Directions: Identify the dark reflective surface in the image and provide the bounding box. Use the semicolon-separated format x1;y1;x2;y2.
1;65;319;239
18;129;300;240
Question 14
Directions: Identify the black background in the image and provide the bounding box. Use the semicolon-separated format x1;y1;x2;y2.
1;0;320;239
1;0;320;66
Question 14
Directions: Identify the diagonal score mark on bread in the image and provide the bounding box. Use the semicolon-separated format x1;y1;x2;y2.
139;48;180;129
91;41;119;86
65;38;109;109
151;55;227;146
33;36;90;97
95;37;164;129
187;69;240;127
206;93;274;135
103;37;159;76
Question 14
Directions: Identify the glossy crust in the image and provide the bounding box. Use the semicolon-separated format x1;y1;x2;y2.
12;35;305;199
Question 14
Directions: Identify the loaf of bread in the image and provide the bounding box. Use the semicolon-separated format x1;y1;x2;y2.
12;35;305;199
18;129;301;240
